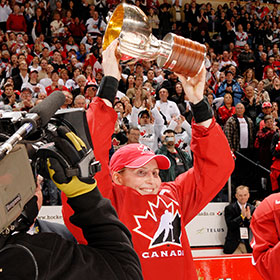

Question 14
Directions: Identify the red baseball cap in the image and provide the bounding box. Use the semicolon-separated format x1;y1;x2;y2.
262;102;272;108
109;144;170;173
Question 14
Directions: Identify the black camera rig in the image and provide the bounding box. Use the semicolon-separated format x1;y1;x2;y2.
0;107;101;237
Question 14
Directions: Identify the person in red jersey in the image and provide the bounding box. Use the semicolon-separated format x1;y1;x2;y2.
250;193;280;280
62;39;234;280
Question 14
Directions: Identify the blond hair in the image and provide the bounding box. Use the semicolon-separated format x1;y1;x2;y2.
235;185;249;193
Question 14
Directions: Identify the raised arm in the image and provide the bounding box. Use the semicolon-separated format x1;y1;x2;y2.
86;39;121;199
62;40;122;242
170;68;234;224
176;68;212;128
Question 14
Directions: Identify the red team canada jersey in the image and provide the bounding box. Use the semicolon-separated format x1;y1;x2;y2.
250;193;280;280
62;96;234;280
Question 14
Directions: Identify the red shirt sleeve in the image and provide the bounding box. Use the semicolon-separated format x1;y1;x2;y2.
87;97;117;198
171;118;235;225
251;193;280;280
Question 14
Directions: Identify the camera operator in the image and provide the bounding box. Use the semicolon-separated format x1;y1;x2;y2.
0;128;143;279
28;179;76;241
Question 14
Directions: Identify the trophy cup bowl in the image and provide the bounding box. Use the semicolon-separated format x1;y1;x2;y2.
103;3;206;78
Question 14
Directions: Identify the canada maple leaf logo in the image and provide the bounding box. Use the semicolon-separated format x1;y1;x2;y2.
133;196;182;249
175;138;183;148
140;130;146;136
112;137;120;147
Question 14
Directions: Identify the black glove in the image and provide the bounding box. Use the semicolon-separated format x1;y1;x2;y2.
47;126;97;198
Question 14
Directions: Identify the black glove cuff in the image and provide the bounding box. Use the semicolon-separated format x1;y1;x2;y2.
190;96;213;123
97;76;119;105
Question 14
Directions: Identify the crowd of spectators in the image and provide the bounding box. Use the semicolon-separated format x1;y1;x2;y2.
1;0;280;204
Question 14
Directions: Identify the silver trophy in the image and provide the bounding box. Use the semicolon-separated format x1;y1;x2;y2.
103;3;206;78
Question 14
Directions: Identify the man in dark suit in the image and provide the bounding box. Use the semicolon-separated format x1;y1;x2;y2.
224;185;255;254
12;60;29;91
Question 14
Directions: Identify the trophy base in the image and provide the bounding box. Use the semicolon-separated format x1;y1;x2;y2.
159;34;206;78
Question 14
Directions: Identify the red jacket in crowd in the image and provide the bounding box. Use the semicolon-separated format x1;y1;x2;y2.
6;13;27;32
69;22;86;38
218;105;236;126
45;85;69;96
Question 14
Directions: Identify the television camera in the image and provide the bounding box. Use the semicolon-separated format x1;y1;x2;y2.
0;92;100;237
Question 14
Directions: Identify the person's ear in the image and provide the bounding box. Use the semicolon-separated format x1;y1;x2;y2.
112;171;123;185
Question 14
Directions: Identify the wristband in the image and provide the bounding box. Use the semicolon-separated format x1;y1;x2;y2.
190;96;213;123
240;214;245;220
97;76;119;105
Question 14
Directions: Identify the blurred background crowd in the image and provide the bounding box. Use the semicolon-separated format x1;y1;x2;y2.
1;0;280;205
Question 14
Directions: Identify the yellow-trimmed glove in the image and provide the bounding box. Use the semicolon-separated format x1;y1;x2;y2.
47;126;97;198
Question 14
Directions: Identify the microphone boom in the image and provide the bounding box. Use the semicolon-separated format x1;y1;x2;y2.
0;91;65;160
